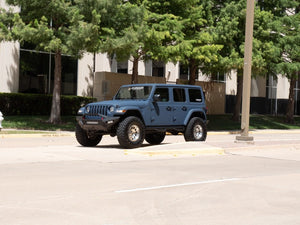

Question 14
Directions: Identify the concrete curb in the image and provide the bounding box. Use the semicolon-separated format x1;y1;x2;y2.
0;131;75;138
209;129;300;135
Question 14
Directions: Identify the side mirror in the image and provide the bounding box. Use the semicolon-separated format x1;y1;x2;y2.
153;94;161;102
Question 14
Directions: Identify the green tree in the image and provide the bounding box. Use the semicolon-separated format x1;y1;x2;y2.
174;0;222;85
0;7;15;41
100;0;182;84
0;8;8;41
215;0;277;121
7;0;101;124
143;0;222;85
101;1;146;84
268;1;300;123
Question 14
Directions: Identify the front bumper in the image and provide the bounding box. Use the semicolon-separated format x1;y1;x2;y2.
76;115;120;132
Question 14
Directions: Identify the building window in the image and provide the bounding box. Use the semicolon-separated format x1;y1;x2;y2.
266;75;278;115
117;60;128;74
179;63;189;80
294;73;300;115
210;71;225;83
152;60;165;77
19;42;77;95
179;63;199;80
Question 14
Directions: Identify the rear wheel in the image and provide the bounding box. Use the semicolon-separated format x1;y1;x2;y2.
117;116;145;149
184;117;207;141
75;124;102;147
145;132;166;145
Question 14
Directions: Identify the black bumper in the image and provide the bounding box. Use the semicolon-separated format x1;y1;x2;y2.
76;115;120;132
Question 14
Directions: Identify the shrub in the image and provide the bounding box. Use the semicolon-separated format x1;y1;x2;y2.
0;93;95;116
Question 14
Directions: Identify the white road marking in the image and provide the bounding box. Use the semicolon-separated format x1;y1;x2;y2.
115;178;240;193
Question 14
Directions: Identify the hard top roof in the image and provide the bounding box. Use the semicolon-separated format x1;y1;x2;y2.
120;83;202;89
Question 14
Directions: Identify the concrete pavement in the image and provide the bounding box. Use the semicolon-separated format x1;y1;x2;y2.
1;129;300;225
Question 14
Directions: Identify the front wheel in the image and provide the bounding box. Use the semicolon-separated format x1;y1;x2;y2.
184;117;207;141
117;116;145;149
75;124;102;147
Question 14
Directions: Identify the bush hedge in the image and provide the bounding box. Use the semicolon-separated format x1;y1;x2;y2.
0;93;95;116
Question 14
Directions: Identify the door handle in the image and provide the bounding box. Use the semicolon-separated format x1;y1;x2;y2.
182;106;187;111
166;106;172;111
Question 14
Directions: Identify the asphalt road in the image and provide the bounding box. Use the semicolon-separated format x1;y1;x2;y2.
1;130;300;225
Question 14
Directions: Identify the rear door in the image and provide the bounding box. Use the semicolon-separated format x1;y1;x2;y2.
172;87;188;125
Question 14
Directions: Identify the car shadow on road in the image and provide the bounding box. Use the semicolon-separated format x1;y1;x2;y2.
76;143;171;150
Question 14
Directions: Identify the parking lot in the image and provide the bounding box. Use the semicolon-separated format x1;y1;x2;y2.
1;130;300;225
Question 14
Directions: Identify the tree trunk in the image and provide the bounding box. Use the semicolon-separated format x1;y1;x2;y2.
188;59;197;85
232;69;243;121
286;76;296;124
48;51;62;124
131;56;139;84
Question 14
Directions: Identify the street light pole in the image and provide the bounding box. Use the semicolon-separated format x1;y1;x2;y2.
236;0;255;142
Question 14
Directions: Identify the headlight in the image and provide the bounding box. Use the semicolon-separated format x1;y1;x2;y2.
86;106;90;113
77;107;85;115
108;106;115;112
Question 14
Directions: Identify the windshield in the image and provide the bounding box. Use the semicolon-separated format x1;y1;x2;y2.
115;86;152;100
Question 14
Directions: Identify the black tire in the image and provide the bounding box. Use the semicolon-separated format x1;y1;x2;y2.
145;132;166;145
75;124;102;147
184;117;207;141
117;116;145;149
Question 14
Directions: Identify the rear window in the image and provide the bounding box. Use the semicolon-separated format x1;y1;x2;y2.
188;89;202;103
173;88;186;102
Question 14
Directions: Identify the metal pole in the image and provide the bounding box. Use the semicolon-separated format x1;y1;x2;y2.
236;0;255;142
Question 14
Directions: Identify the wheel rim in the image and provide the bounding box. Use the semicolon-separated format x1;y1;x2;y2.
193;124;203;140
128;124;140;142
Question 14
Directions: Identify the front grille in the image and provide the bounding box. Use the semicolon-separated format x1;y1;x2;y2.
87;105;108;116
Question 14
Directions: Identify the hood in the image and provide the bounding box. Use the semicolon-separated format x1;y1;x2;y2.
89;99;149;107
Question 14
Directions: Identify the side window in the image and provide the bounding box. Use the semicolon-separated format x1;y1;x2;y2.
154;88;169;102
189;88;202;103
173;88;186;102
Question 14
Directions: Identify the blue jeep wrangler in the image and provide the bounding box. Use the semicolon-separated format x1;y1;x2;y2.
76;83;207;149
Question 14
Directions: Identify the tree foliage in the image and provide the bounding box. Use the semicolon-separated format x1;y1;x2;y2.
0;7;15;41
214;0;278;121
267;1;300;123
6;0;101;124
172;0;222;85
99;0;183;84
100;1;146;83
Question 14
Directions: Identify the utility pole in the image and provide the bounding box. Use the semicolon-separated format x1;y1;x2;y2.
236;0;255;142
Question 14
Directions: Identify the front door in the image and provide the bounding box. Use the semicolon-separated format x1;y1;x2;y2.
150;87;173;126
